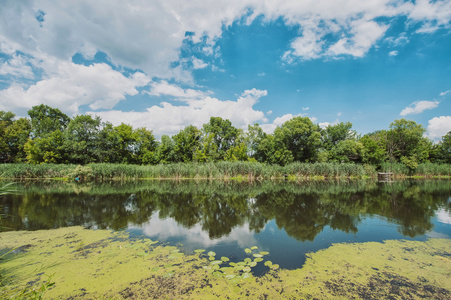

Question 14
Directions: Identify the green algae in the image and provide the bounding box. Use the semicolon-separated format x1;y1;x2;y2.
1;227;450;299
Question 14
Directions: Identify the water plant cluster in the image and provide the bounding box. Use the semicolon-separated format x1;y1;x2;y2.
1;105;450;175
1;227;450;299
197;247;278;284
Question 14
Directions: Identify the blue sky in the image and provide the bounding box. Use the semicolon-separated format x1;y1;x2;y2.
0;1;450;140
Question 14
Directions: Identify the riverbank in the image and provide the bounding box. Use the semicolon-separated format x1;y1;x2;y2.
0;162;450;181
1;227;450;299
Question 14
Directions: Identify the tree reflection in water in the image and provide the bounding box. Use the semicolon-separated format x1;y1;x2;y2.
1;180;450;241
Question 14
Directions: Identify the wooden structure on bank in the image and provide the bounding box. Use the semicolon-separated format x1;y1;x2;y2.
377;172;394;182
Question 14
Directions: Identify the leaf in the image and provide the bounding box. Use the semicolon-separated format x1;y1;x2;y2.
272;264;279;270
244;248;252;254
210;260;223;265
249;261;257;267
207;251;216;257
264;261;273;267
163;272;174;278
259;251;269;256
194;249;205;253
244;258;251;263
253;254;263;258
243;266;251;273
253;257;263;263
221;256;230;262
251;246;258;250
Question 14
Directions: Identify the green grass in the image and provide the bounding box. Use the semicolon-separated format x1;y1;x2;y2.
0;162;449;180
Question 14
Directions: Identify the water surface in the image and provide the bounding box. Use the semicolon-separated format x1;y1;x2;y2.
1;180;450;275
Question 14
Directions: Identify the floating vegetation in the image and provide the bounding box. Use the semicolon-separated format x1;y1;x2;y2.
1;227;450;299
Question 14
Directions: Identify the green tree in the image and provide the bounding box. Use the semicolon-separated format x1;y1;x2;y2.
172;125;202;162
28;104;70;138
245;123;266;159
360;134;386;165
274;116;322;163
321;122;355;151
387;119;430;164
135;127;158;164
63;115;101;164
255;134;293;165
435;131;451;163
0;112;31;163
328;139;365;163
24;130;66;163
156;135;176;164
202;117;239;160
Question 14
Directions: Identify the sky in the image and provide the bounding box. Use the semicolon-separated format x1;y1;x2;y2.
0;0;450;141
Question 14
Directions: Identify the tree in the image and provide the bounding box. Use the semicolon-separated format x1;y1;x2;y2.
387;119;430;164
135;127;158;164
63;115;101;164
274;116;322;163
360;134;386;165
28;104;70;139
0;111;31;163
245;123;266;159
321;122;355;151
24;130;66;164
328;139;365;163
157;135;176;164
435;131;451;163
202;117;239;160
172;125;202;162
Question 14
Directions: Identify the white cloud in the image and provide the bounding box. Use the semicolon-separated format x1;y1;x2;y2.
191;56;209;70
92;88;267;137
389;50;398;56
0;62;150;116
146;81;211;101
258;72;266;77
0;54;34;79
400;100;439;116
427;116;451;141
440;90;450;97
302;107;309;111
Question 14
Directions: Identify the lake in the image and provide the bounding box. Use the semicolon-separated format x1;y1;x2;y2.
1;179;450;276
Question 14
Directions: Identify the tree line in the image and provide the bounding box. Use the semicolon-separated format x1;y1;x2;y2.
0;104;450;169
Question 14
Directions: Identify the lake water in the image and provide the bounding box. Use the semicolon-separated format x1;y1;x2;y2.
1;180;450;275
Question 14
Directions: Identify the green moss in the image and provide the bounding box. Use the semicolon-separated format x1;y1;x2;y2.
1;228;450;299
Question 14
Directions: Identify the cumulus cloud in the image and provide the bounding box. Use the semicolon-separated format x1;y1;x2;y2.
427;116;451;141
400;100;439;116
389;50;398;56
0;62;150;116
146;81;211;101
440;90;450;97
91;88;267;137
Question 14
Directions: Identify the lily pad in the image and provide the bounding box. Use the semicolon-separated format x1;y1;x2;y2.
249;261;257;267
210;260;223;265
234;265;244;271
229;262;237;267
241;272;252;280
170;249;180;253
244;258;251;263
163;272;174;278
194;249;205;253
237;261;247;266
253;254;263;258
225;274;236;279
272;264;279;270
244;248;252;254
207;251;216;257
259;251;269;256
243;266;251;273
251;246;258;250
264;261;273;267
221;256;230;262
253;257;263;263
212;271;223;278
209;256;215;261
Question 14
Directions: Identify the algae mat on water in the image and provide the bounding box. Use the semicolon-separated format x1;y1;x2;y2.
1;227;450;299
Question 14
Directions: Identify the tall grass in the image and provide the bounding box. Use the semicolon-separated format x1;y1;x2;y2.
0;161;449;180
0;162;376;180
